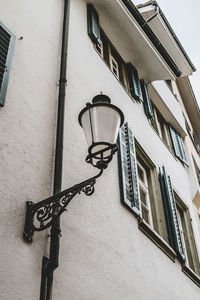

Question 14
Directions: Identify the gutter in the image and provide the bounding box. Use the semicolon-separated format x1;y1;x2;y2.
121;0;182;77
151;1;196;72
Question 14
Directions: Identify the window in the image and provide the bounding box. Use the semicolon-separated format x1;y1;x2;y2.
110;55;119;78
118;123;168;237
89;7;127;85
94;29;128;89
0;22;15;106
150;105;172;149
159;167;200;277
95;39;103;58
176;208;188;261
109;47;122;82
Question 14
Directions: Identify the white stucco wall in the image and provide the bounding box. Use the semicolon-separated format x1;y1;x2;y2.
56;0;200;299
0;1;63;299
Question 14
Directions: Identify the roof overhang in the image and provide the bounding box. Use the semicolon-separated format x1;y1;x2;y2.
138;3;195;77
87;0;176;82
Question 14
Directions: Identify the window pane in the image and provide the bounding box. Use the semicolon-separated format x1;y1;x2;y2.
138;164;144;182
140;188;147;205
142;205;149;224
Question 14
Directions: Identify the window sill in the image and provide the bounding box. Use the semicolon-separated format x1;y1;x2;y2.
182;264;200;287
138;218;176;262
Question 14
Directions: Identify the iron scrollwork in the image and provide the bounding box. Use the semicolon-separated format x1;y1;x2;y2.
23;169;103;243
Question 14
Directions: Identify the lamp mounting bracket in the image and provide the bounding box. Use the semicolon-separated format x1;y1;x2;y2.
23;168;103;243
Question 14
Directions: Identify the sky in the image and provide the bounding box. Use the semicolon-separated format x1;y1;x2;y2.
133;0;200;107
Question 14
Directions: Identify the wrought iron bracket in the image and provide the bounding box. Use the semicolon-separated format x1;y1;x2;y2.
23;168;103;243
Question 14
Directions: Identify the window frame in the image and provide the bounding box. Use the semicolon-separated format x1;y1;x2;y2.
150;105;172;151
135;142;168;241
137;160;153;227
94;29;129;91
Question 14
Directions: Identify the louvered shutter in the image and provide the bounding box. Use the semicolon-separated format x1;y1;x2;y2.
159;166;185;262
87;4;100;45
0;22;15;106
127;63;142;102
140;80;154;120
118;122;141;217
169;126;188;165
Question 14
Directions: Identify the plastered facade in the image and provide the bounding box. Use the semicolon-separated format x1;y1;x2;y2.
0;0;200;299
0;0;63;299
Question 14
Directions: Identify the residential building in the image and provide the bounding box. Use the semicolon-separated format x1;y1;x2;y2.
0;0;200;299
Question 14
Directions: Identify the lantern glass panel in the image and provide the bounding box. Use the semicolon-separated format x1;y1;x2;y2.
81;105;121;153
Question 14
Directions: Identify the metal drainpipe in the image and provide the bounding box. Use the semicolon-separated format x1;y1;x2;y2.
40;0;70;299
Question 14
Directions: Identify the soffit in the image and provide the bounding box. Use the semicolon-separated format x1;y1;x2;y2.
88;0;175;82
140;8;194;77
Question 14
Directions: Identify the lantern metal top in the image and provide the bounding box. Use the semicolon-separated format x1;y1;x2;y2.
92;94;111;104
78;94;124;127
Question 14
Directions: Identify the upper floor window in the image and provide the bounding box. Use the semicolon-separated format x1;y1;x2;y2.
95;39;103;58
150;105;171;148
150;104;188;166
118;122;168;240
94;29;128;89
110;53;119;79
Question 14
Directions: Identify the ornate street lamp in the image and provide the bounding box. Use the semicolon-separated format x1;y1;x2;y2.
23;94;124;243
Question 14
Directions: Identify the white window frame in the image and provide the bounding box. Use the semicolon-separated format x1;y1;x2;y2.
151;107;172;149
110;55;119;79
137;161;153;227
176;208;189;262
95;39;104;58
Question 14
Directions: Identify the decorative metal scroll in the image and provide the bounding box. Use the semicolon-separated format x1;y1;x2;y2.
23;169;103;243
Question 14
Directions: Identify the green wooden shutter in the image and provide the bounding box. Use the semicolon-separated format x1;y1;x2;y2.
87;4;100;45
118;122;141;217
127;63;142;102
168;126;188;165
140;80;154;120
159;166;185;262
0;22;15;106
